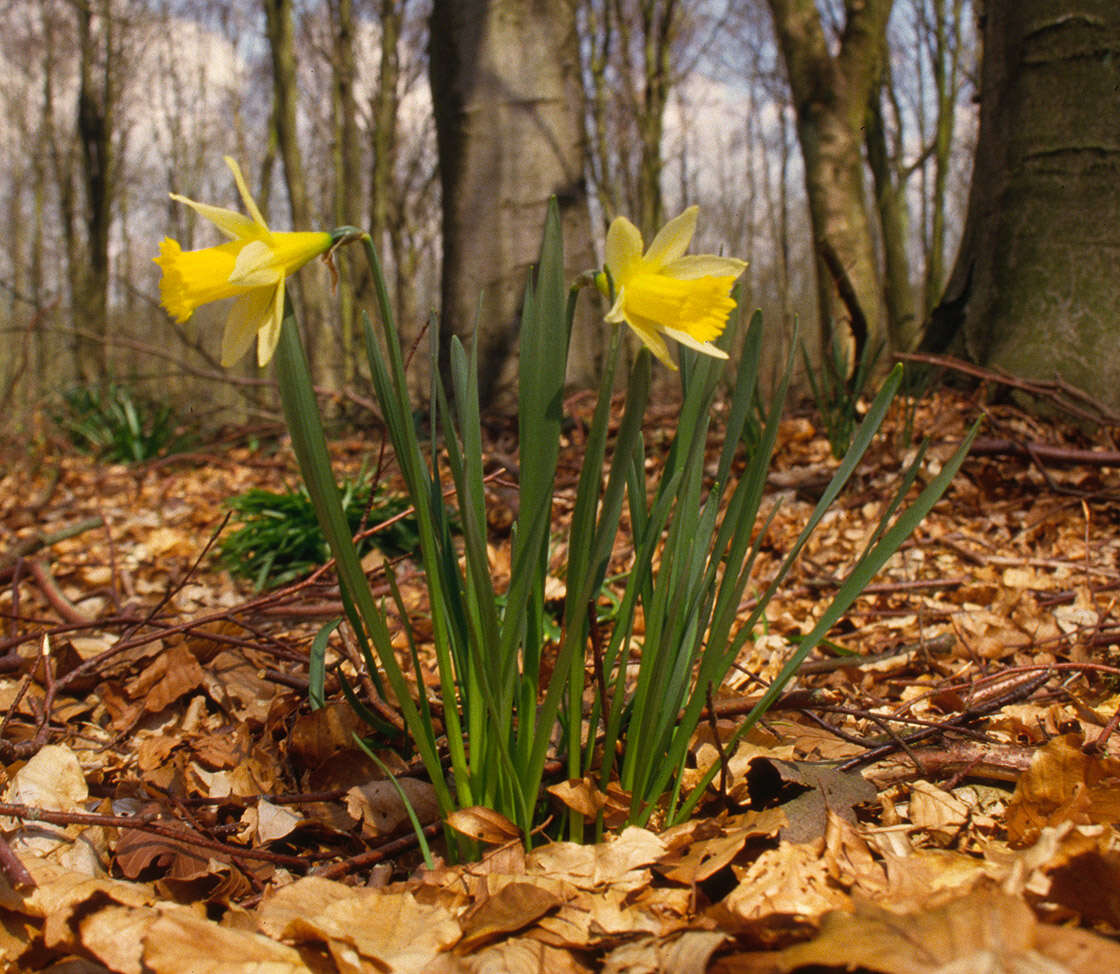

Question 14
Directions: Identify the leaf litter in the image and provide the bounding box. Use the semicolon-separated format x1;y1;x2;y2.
0;387;1119;971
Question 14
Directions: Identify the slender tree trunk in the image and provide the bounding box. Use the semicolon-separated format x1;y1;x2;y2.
262;0;310;228
766;0;893;372
924;0;1120;413
263;0;326;377
866;67;919;352
922;0;964;316
328;0;362;384
429;0;598;409
74;0;115;384
636;0;678;237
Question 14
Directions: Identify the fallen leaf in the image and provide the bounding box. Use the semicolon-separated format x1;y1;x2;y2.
1006;734;1120;845
457;881;562;951
446;806;523;846
528;827;666;891
143;907;309;973
717;883;1120;973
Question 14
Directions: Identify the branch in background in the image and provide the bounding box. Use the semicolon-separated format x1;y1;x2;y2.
897;351;1120;427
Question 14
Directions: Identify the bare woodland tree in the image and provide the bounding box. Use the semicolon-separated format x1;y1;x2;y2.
766;0;893;371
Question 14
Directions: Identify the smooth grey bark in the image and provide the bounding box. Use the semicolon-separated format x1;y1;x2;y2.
924;0;1120;413
429;0;599;410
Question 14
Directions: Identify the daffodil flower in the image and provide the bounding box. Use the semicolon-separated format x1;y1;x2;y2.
598;206;747;369
154;156;335;368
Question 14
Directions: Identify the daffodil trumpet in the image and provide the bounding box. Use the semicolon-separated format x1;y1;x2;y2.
154;157;358;368
598;206;747;369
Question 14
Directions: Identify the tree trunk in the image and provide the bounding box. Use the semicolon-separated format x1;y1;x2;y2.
866;65;919;352
924;0;1120;412
766;0;893;372
74;0;115;384
429;0;598;410
328;0;363;384
263;0;326;377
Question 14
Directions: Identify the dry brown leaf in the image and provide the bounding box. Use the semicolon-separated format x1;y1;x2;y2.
73;904;153;974
718;884;1120;974
527;827;666;891
1006;734;1120;845
260;879;460;974
547;779;608;818
467;937;591;974
1;746;106;876
115;824;214;882
445;806;523;846
907;780;970;845
346;777;440;837
457;881;562;951
721;838;849;923
659;808;787;886
142;907;309;973
601;931;726;974
250;799;303;844
124;642;206;714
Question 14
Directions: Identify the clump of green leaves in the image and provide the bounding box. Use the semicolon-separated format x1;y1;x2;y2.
266;203;976;857
56;382;190;463
218;476;420;590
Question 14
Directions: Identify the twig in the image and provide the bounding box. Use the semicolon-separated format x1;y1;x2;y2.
0;517;104;582
896;351;1120;426
0;802;319;870
837;669;1053;771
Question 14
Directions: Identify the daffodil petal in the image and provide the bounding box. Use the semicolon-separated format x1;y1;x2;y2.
661;325;729;359
231;239;282;287
662;255;748;280
604;289;628;324
642;206;698;269
224;156;269;230
170;194;263;241
221;287;275;367
604;216;644;286
256;280;286;367
621;313;677;369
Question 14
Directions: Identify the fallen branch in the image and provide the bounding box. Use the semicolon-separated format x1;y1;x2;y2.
0;517;104;582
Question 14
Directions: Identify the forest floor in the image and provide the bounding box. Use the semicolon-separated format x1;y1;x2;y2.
2;382;1120;973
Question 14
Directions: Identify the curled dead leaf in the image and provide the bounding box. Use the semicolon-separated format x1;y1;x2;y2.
446;806;522;846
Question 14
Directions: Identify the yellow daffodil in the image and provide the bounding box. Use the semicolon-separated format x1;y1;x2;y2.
599;206;747;369
154;156;332;367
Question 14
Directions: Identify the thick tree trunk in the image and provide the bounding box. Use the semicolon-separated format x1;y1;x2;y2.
766;0;892;372
429;0;598;410
926;1;1120;412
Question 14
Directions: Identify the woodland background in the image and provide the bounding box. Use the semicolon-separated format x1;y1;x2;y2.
0;0;984;429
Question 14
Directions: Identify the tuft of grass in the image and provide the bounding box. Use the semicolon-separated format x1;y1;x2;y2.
218;476;420;590
56;382;191;463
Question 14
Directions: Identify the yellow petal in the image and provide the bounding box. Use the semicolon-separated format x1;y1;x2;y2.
154;237;246;322
604;216;644;286
256;280;286;367
622;314;677;369
662;254;748;280
622;272;737;343
221;287;275;367
604;289;628;324
169;194;262;241
642;206;698;269
660;325;729;359
231;239;282;287
223;156;269;230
